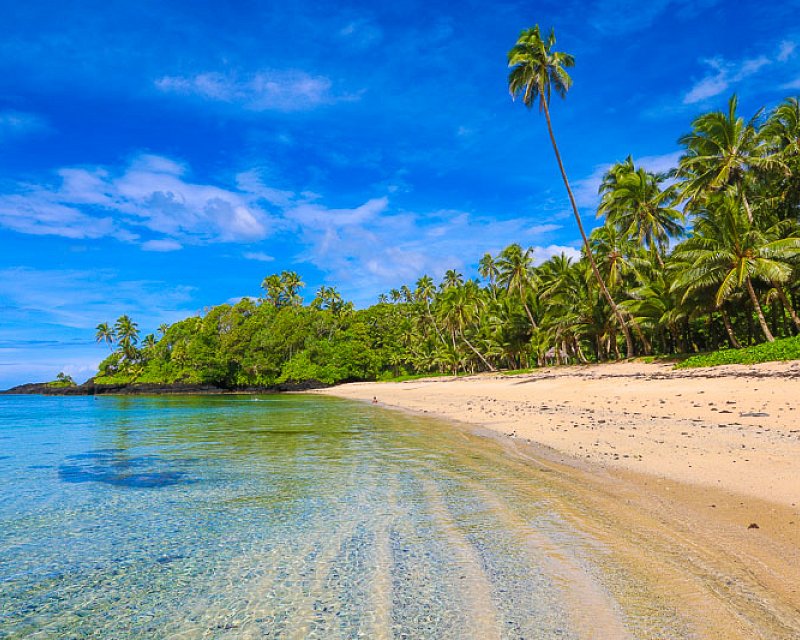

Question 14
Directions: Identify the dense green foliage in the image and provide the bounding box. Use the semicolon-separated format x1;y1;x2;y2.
90;28;800;385
677;336;800;368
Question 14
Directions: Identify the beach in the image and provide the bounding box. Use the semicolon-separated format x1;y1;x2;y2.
318;361;800;508
316;361;800;637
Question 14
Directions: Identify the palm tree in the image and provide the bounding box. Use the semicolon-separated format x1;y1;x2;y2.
95;322;115;351
437;282;495;371
281;271;304;306
762;97;800;222
442;269;464;290
598;157;684;268
158;323;169;336
416;275;447;345
677;94;781;223
673;193;800;342
508;25;634;357
478;252;500;296
261;274;284;306
496;243;538;329
114;315;140;359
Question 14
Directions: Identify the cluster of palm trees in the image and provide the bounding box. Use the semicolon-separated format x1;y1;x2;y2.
368;26;800;374
95;315;165;373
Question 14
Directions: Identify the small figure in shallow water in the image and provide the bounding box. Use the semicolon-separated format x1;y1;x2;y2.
372;396;378;404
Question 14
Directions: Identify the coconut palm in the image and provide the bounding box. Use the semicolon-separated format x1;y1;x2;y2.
598;158;684;267
478;252;500;295
281;271;304;306
508;25;634;356
95;322;115;351
437;282;495;371
114;315;140;359
496;243;538;329
441;269;464;290
673;193;800;342
677;94;781;223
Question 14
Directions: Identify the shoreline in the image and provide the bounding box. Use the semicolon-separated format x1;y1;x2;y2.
316;361;800;635
314;360;800;509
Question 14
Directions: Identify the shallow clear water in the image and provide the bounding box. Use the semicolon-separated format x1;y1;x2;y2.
0;394;681;639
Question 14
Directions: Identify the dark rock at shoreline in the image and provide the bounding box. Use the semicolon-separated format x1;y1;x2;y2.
0;378;331;396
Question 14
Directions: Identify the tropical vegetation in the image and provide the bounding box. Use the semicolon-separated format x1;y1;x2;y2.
90;27;800;387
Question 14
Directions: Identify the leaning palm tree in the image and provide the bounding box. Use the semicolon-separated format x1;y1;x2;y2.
95;322;115;351
508;25;634;357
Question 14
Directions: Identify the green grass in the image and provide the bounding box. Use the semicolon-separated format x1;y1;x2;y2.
676;335;800;368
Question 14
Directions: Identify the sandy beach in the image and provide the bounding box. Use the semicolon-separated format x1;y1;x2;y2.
317;361;800;637
319;361;800;508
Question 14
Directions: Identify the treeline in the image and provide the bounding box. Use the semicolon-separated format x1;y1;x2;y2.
94;91;800;385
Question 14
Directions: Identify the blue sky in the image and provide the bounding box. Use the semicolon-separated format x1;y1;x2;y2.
2;0;800;387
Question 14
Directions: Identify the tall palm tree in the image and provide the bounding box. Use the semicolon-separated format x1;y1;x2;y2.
416;275;447;345
677;94;780;223
95;322;115;351
598;158;684;268
508;25;634;357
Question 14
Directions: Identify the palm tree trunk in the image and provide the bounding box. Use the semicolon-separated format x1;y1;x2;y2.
774;283;800;331
426;301;448;346
745;277;774;342
541;97;635;358
461;334;496;371
720;308;742;348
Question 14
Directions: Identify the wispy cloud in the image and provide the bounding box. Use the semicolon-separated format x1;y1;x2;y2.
683;40;795;104
0;110;48;140
155;69;358;112
0;154;275;245
243;251;274;262
0;267;197;387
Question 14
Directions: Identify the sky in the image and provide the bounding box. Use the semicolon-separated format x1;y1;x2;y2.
2;0;800;387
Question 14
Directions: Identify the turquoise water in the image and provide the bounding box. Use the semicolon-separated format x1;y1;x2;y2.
0;394;683;639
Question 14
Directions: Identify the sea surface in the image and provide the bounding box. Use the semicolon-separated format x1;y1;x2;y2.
0;394;686;639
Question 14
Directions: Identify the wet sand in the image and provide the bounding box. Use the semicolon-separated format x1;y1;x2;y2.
316;361;800;638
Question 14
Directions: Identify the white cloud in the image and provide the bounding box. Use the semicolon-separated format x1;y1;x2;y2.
0;267;195;333
0;154;276;246
532;244;582;264
782;77;800;90
142;238;182;252
778;40;796;62
155;69;357;112
243;251;274;262
683;41;793;105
